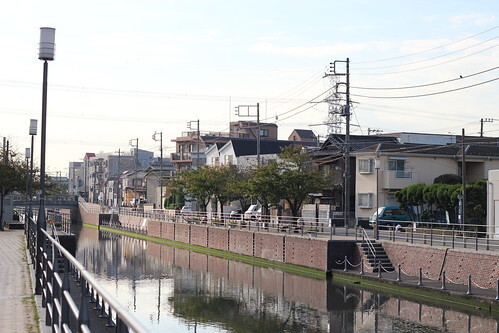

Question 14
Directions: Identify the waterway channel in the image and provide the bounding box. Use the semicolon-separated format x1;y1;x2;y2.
74;225;498;332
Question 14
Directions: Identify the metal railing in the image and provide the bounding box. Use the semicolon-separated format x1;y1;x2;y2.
90;201;499;253
25;212;149;332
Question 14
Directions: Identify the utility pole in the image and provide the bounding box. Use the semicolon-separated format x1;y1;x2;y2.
187;121;200;169
480;118;493;137
0;138;9;231
152;132;163;209
325;58;351;227
129;138;139;207
115;149;122;208
461;129;466;226
235;103;261;165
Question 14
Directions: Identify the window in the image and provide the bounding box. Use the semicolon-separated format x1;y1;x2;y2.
359;159;374;174
388;158;411;178
358;193;373;208
224;155;234;165
211;157;219;166
260;129;269;137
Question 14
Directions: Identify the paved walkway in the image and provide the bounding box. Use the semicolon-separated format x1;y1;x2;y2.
0;229;42;333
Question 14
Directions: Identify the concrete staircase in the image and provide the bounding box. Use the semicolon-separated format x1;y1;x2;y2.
359;240;395;272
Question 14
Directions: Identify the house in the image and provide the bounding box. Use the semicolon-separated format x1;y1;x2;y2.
310;134;399;215
288;129;318;144
353;141;499;221
205;138;314;168
144;157;175;209
171;130;230;170
120;170;147;207
229;121;278;140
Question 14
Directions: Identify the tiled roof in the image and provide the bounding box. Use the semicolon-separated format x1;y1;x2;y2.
293;129;316;139
227;138;314;157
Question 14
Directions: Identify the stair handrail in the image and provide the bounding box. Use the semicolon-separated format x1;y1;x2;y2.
360;227;377;263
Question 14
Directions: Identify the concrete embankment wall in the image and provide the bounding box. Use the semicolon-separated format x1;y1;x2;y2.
382;242;499;289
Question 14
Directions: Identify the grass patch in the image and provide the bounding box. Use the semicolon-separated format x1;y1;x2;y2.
331;272;499;319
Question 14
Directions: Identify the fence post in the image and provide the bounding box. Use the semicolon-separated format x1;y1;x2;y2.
441;271;447;290
377;261;382;278
496;279;499;301
360;259;364;275
61;263;70;328
467;275;472;295
78;277;90;330
396;264;401;282
418;268;423;286
344;256;348;272
430;223;433;246
475;226;478;251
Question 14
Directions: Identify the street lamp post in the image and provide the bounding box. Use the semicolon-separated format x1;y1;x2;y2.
35;27;55;295
27;119;37;242
374;158;380;240
24;147;30;234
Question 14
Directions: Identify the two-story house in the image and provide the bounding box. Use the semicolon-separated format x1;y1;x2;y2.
354;141;499;220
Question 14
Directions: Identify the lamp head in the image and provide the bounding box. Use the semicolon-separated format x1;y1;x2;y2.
38;27;56;61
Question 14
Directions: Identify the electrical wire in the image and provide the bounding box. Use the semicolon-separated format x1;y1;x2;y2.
352;65;499;90
355;36;497;70
354;25;498;64
350;76;499;99
353;44;498;76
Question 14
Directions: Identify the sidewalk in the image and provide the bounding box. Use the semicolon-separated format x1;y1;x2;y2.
0;229;41;333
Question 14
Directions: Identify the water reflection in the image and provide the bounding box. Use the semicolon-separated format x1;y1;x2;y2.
74;226;498;332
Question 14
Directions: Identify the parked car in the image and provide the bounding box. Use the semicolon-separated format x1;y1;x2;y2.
369;206;414;229
229;209;242;219
243;204;261;220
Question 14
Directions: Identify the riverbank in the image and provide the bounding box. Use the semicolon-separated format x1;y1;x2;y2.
86;223;499;319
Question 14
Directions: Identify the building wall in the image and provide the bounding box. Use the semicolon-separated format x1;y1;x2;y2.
355;155;458;219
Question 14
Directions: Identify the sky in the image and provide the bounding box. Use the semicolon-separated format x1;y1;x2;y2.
0;1;498;175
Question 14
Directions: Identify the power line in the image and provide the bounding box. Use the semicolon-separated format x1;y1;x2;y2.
354;25;498;64
355;36;497;70
351;76;499;99
352;65;499;90
353;44;498;76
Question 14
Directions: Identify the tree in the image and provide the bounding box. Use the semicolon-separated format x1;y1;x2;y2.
172;167;217;212
434;173;462;185
276;146;328;217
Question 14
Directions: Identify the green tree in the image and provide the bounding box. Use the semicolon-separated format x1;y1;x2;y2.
434;173;462;185
172;166;217;212
276;146;328;217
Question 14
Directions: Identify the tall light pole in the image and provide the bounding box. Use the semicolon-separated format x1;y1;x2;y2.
27;119;37;234
374;158;380;240
24;147;30;233
235;104;260;165
36;27;55;295
152;132;163;209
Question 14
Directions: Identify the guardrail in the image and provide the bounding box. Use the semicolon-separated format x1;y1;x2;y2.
90;202;499;253
25;211;149;332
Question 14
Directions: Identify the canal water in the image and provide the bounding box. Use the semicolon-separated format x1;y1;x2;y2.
74;226;498;332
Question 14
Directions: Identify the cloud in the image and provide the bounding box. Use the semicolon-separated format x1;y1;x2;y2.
449;13;496;26
249;42;369;58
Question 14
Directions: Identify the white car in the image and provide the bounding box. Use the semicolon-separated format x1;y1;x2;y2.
243;204;261;220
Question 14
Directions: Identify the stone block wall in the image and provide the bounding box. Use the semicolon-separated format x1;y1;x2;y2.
285;236;329;271
190;225;209;247
208;227;229;251
254;233;285;262
228;229;254;256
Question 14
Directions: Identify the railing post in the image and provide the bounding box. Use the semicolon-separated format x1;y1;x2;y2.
396;264;401;282
78;277;90;331
344;256;348;272
496;279;499;301
418;268;423;286
61;260;70;328
475;226;478;251
441;271;447;290
360;259;364;275
377;261;382;278
430;223;433;246
452;229;455;249
467;275;472;295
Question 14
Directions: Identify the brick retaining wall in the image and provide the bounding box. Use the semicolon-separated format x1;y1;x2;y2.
382;242;499;289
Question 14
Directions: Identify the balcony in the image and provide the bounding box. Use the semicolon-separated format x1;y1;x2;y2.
171;152;192;162
381;170;415;190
